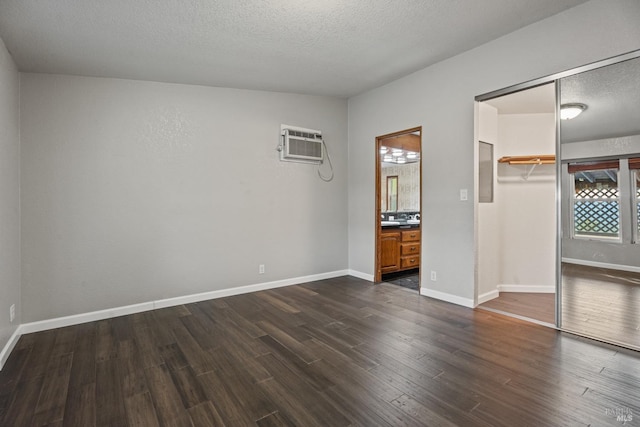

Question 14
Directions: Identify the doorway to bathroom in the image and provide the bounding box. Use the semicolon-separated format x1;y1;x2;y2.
375;127;422;292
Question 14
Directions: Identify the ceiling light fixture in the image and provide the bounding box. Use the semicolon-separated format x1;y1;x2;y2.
560;103;587;120
392;151;404;157
406;152;417;159
379;147;388;154
383;155;393;162
397;157;406;164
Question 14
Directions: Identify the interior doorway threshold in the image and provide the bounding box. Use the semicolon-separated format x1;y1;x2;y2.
476;306;556;329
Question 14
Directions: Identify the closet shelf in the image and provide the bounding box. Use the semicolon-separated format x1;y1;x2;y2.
498;155;555;180
498;155;555;165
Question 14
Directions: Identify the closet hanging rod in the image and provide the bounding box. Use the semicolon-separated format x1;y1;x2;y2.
498;155;555;165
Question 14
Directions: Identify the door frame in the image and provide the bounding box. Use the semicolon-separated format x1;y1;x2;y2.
374;126;423;284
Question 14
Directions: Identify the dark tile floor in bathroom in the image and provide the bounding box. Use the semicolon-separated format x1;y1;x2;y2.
383;269;419;291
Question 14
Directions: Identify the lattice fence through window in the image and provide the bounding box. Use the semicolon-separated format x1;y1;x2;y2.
574;187;619;236
637;187;640;234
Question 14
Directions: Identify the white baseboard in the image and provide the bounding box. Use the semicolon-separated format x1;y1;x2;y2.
478;289;499;304
0;327;22;371
497;284;555;293
19;301;156;335
420;287;475;308
562;258;640;273
347;269;374;282
16;269;350;337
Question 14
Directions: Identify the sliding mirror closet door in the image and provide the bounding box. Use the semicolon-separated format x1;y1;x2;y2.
559;55;640;350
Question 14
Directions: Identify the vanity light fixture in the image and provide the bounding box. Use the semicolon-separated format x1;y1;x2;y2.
560;103;587;120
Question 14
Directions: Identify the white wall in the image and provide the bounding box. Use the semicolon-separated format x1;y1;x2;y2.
348;0;640;306
477;103;500;301
20;74;348;322
496;114;556;290
0;36;20;363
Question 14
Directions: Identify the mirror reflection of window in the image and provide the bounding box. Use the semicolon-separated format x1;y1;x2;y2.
569;161;620;240
559;55;640;351
632;158;640;240
387;176;398;212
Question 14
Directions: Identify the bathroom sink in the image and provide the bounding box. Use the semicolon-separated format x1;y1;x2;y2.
381;221;401;226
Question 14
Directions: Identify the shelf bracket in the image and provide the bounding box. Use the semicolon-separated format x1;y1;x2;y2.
523;163;538;180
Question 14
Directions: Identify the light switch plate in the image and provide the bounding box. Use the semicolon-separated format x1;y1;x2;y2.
460;189;468;201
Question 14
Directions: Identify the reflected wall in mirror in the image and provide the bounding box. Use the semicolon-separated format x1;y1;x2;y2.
379;132;421;212
560;55;640;350
381;165;419;212
386;176;398;212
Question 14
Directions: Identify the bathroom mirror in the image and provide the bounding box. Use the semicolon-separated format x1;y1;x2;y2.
559;55;640;350
387;176;398;212
379;132;421;213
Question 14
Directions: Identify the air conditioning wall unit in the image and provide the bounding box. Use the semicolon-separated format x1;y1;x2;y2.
280;124;324;164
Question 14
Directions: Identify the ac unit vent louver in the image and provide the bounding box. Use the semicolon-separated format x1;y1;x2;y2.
280;125;324;163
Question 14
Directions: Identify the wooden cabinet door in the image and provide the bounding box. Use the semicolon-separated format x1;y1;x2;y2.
380;232;401;273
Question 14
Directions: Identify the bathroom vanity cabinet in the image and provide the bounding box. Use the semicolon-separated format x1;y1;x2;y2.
380;227;420;274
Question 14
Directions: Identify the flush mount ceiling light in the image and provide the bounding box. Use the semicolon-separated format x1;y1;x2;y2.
560;103;587;120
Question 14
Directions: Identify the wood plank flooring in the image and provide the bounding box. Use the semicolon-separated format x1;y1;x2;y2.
478;292;555;324
2;276;640;426
562;263;640;351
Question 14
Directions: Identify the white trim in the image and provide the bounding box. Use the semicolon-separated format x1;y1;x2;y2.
478;289;499;304
347;269;374;282
497;284;555;293
153;270;350;309
18;270;350;336
19;302;155;335
420;287;475;308
562;257;640;273
0;327;22;371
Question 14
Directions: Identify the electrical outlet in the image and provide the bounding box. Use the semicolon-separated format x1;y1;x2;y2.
430;271;437;281
9;304;15;323
259;264;265;274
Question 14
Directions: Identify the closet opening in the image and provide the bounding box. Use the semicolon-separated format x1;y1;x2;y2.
475;83;557;325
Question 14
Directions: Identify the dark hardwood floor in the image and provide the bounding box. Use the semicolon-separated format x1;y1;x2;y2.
478;292;555;325
1;276;640;426
562;263;640;351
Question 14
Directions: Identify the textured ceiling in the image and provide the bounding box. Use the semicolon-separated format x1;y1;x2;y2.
560;56;640;143
0;0;588;97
